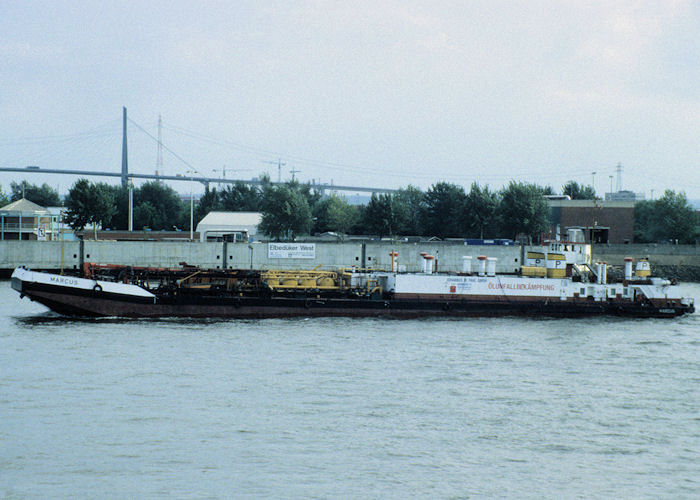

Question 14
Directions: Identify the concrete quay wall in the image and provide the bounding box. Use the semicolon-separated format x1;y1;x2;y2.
2;241;697;277
592;244;700;282
591;244;700;267
0;240;523;274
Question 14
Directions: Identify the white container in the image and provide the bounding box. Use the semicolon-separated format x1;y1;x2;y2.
424;255;435;274
636;259;651;277
624;257;633;280
477;255;487;277
462;256;472;274
486;257;497;277
419;252;428;273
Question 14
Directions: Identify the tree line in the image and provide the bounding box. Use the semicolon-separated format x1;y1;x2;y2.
60;177;560;241
634;190;699;244
0;180;62;207
1;178;696;243
190;178;556;241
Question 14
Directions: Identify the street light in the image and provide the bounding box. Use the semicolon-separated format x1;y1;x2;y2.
186;170;195;241
128;179;134;232
609;175;614;197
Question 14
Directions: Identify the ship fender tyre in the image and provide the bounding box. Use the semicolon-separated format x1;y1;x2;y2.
383;301;390;309
93;284;102;292
233;298;242;308
304;299;312;309
443;302;451;311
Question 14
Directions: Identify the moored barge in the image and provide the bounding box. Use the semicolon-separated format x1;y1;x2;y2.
10;236;695;319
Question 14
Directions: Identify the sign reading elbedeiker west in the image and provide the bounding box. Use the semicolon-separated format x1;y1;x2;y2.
268;243;316;259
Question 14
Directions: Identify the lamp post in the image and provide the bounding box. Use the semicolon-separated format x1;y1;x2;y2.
188;171;194;241
60;202;65;275
609;175;614;198
128;179;133;231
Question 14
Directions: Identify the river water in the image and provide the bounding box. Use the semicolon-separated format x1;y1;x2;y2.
1;282;698;498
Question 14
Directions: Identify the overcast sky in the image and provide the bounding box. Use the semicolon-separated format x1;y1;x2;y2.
1;0;698;198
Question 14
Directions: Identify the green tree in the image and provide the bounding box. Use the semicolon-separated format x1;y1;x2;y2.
136;181;186;230
562;181;596;200
325;195;359;236
194;186;222;225
462;182;498;238
10;181;61;206
312;194;360;236
633;199;654;243
64;179;116;238
0;185;9;207
287;179;322;208
423;182;466;238
394;185;425;235
259;184;312;240
497;181;550;242
220;181;262;211
582;185;596;199
361;193;403;238
102;182;187;231
311;196;334;234
100;184;129;230
134;201;158;230
634;190;698;243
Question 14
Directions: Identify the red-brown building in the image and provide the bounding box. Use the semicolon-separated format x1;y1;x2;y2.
548;199;635;244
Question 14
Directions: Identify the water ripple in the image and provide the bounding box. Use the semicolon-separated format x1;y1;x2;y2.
1;282;699;498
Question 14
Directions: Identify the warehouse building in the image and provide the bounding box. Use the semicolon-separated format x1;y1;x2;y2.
548;199;635;244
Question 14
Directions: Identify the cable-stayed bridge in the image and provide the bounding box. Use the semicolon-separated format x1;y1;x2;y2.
0;166;397;194
1;107;398;194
